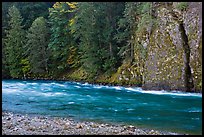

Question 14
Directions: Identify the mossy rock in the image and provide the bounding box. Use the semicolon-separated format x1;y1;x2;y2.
109;59;142;86
63;67;89;81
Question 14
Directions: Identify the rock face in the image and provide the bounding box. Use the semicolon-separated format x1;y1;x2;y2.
83;2;202;92
184;2;202;92
142;2;202;92
111;59;143;86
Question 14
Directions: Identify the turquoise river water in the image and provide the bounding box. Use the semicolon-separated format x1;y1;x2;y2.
2;80;202;134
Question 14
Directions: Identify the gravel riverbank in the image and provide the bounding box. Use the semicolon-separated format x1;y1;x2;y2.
2;111;183;135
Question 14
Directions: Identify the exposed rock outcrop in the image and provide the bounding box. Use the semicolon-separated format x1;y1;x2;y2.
142;2;202;92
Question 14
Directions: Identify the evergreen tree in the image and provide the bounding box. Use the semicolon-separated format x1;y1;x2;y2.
115;2;156;83
26;17;50;75
70;2;103;77
2;39;10;78
115;2;141;61
2;2;53;33
98;2;125;73
48;2;78;74
15;2;54;30
116;2;156;60
4;6;25;78
71;2;125;77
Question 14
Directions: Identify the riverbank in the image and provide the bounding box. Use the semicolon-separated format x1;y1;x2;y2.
2;111;183;135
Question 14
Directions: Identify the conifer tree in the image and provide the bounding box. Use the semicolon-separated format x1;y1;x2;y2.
98;2;125;73
70;2;102;77
48;2;78;74
4;6;25;78
26;17;50;75
71;2;125;77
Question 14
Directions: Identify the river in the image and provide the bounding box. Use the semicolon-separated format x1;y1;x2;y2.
2;79;202;135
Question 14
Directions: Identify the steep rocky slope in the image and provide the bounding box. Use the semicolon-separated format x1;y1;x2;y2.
111;2;202;92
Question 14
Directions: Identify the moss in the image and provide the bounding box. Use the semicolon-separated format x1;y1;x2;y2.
143;16;187;90
175;2;188;11
95;74;111;84
64;67;88;81
198;81;202;90
188;18;202;91
103;58;143;86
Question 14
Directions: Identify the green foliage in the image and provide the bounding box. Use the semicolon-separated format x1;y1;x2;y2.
64;67;88;81
115;2;140;59
115;2;155;84
20;58;31;77
2;2;201;92
115;2;156;60
2;2;53;33
4;6;25;78
15;2;53;29
70;2;102;77
71;2;124;77
2;39;10;78
102;57;117;73
2;3;14;37
198;81;202;89
176;2;188;11
26;16;50;75
48;2;79;74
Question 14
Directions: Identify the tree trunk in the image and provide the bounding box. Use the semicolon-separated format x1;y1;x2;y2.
130;36;134;62
109;42;113;58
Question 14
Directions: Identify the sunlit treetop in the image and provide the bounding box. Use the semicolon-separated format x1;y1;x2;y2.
51;2;77;13
66;2;77;9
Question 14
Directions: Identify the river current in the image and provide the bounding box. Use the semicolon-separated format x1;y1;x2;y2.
2;79;202;134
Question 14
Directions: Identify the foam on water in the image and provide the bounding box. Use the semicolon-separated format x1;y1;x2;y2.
82;82;90;86
30;83;38;85
70;81;202;98
40;87;52;91
124;87;202;97
39;92;66;97
6;88;67;97
126;87;138;91
127;108;134;111
112;86;123;90
2;88;19;93
55;83;66;87
187;108;202;113
74;86;81;88
3;80;202;98
189;110;201;113
93;85;103;89
192;118;200;120
68;102;75;104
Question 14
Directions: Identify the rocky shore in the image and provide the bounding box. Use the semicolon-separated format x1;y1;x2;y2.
2;111;183;135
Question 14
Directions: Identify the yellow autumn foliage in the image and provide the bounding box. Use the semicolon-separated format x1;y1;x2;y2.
66;2;77;9
53;2;62;9
69;18;75;26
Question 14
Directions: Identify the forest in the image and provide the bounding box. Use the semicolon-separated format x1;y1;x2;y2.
2;2;202;92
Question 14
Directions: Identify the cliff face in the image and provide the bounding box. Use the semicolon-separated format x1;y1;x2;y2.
113;2;202;92
184;2;202;92
143;8;185;91
143;2;202;92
